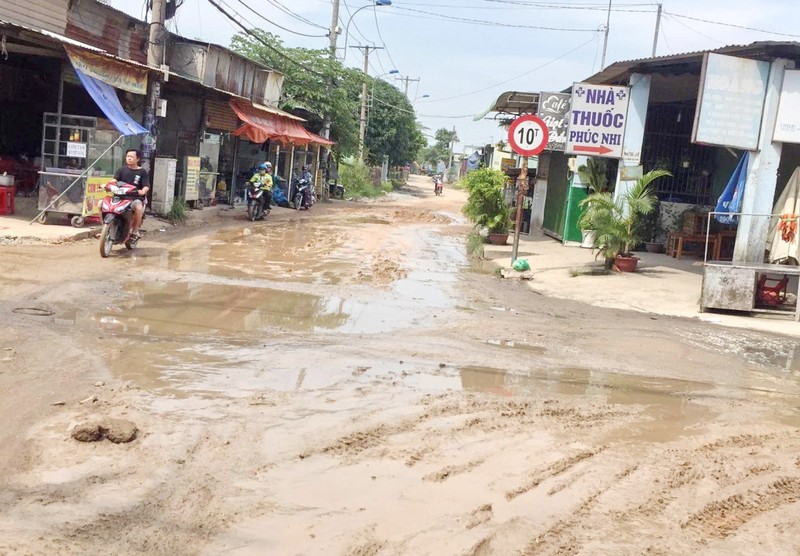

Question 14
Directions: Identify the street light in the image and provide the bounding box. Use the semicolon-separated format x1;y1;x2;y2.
367;69;400;128
342;0;392;63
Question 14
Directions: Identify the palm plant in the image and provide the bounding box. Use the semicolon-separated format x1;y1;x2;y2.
578;169;671;268
576;157;610;193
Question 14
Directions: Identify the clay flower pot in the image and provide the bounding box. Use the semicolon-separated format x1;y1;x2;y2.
615;254;640;272
487;233;509;245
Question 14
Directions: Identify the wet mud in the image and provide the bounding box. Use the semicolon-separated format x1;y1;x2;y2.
2;179;800;554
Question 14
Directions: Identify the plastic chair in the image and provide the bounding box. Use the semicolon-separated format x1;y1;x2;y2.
757;274;789;306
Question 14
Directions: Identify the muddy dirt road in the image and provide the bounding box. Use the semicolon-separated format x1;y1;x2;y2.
2;176;800;555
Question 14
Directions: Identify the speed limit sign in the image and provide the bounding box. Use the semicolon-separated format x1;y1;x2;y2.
507;115;549;156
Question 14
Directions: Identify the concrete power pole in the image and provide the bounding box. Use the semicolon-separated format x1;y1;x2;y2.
319;0;340;197
396;75;420;97
142;0;167;170
353;45;383;163
651;4;662;57
600;0;612;69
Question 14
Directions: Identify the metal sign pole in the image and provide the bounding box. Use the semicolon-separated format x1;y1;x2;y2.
511;156;529;262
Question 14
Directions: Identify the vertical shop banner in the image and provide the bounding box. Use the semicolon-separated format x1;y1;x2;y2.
565;83;630;159
773;69;800;144
536;92;571;151
83;176;113;217
692;52;769;150
185;156;201;201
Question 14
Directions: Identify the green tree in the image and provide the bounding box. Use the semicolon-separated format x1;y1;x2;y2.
365;79;426;165
420;127;459;168
230;31;362;156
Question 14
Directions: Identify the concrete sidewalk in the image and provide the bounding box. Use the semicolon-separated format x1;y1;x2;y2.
0;196;99;243
485;229;800;338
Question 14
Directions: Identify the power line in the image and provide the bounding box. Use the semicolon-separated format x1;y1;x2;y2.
663;10;800;39
205;0;324;75
419;35;597;104
391;6;600;30
232;0;327;37
264;0;328;30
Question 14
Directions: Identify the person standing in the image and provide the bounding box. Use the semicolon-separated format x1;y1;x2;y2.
114;149;150;239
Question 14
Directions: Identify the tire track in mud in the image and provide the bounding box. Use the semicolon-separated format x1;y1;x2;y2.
683;477;800;538
505;448;606;501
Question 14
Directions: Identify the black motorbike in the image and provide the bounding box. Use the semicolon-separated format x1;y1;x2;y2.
246;183;270;221
292;177;312;210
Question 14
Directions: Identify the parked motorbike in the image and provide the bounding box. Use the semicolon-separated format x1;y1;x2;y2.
98;180;142;258
328;179;345;199
292;177;312;210
246;183;270;221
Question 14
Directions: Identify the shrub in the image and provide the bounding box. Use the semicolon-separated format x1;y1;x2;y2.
167;198;188;225
339;159;385;199
462;168;511;234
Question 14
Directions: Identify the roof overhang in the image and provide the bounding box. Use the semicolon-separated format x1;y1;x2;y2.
474;91;539;121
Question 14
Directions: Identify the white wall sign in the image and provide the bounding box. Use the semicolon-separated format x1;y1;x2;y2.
773;69;800;144
692;52;769;150
66;142;87;158
565;83;630;159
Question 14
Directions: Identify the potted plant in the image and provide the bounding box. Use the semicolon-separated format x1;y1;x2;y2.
577;169;671;272
462;168;513;245
633;199;663;253
576;158;610;247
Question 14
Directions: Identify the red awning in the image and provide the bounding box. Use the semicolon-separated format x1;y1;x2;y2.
229;100;334;147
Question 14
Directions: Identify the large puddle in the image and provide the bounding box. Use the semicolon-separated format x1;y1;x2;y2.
88;219;467;337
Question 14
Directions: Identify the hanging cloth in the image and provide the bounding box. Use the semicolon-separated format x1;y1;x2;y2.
714;152;749;225
767;166;800;264
72;68;147;136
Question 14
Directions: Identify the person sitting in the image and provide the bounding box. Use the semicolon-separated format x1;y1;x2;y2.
299;165;313;206
114;149;150;239
249;163;273;217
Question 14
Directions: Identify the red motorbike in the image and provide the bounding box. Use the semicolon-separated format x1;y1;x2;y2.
98;180;143;258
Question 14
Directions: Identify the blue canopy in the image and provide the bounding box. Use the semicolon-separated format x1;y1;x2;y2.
715;152;749;224
73;68;147;136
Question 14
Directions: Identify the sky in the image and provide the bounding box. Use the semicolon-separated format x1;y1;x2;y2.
107;0;799;153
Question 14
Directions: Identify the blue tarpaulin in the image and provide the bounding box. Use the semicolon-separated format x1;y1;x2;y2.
73;68;147;136
715;152;749;224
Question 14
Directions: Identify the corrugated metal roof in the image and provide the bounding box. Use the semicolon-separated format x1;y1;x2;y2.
0;18;151;71
585;41;800;85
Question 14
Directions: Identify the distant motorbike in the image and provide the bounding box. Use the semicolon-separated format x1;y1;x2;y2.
98;180;142;258
292;177;312;210
433;175;443;196
246;183;270;221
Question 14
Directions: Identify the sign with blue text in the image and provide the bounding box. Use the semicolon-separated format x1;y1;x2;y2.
693;53;769;150
565;83;630;159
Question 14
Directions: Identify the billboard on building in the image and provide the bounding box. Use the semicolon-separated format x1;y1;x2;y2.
692;52;770;150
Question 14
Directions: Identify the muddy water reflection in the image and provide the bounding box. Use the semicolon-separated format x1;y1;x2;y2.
93;280;436;335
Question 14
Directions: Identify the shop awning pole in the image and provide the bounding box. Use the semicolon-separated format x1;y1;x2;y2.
30;135;125;225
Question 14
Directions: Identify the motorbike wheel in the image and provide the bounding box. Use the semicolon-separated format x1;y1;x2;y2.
99;221;116;258
294;193;303;211
247;202;257;222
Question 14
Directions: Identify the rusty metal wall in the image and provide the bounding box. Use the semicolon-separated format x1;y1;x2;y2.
3;0;68;34
65;0;148;64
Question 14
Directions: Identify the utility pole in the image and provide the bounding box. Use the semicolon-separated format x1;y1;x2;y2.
651;3;662;57
353;45;383;163
142;0;167;170
600;0;612;69
396;75;420;97
319;0;341;198
328;0;340;58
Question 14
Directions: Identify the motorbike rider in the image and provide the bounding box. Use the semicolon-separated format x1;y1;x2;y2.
113;148;150;239
249;163;273;217
299;165;313;207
